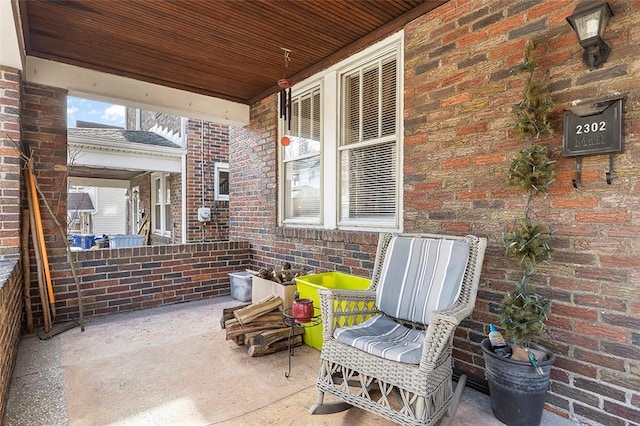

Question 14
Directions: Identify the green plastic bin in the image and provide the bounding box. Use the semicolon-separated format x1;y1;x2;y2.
295;272;371;351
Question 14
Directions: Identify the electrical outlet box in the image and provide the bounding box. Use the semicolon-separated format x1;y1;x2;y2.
197;207;211;222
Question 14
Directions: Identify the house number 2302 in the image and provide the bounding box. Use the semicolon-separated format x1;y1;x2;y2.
576;121;606;134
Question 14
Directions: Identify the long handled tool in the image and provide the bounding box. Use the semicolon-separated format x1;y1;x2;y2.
25;161;80;339
25;166;52;332
21;208;34;334
27;162;56;317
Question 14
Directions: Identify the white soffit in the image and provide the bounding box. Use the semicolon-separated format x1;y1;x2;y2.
0;0;23;70
68;145;182;174
24;56;250;127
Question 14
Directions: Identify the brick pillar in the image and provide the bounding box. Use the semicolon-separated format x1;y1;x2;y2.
0;65;23;421
21;82;68;254
0;66;22;258
185;120;229;242
21;81;68;326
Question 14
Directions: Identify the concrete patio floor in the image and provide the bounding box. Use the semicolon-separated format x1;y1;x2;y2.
4;297;578;425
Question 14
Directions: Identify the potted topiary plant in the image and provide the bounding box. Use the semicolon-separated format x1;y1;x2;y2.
481;39;557;426
501;141;554;360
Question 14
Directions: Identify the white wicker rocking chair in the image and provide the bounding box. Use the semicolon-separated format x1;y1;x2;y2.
309;233;487;426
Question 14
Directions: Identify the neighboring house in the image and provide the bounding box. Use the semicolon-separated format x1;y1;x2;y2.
68;186;129;237
67;111;230;245
125;109;230;244
93;187;128;236
67;191;95;234
68;125;183;243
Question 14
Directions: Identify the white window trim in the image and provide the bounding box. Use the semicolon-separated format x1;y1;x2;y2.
151;172;172;237
278;31;404;232
214;162;229;201
279;85;324;227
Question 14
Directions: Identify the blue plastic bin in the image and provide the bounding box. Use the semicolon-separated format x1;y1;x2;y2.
72;234;95;250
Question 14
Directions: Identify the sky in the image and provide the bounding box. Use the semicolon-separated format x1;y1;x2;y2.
67;96;126;128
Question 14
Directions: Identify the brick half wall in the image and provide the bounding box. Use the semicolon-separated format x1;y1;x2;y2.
41;241;251;323
0;260;23;421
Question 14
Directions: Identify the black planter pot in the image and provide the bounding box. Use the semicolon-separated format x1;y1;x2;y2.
481;339;556;426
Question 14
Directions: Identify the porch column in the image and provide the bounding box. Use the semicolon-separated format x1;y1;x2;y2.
0;65;22;258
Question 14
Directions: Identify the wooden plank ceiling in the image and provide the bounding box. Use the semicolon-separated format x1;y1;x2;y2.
19;0;445;105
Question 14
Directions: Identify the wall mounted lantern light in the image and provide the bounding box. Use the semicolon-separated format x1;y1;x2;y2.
566;0;614;70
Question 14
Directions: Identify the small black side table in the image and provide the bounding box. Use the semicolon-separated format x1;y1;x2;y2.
282;307;321;377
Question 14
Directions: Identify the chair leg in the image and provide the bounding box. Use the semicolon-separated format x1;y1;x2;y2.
415;395;426;420
309;402;353;415
309;361;354;415
439;374;467;426
309;394;353;415
309;386;353;414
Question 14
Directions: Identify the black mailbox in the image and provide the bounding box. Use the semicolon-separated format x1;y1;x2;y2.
563;97;624;157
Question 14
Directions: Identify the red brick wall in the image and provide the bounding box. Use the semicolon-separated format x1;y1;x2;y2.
404;1;639;425
186;120;229;242
169;171;182;243
0;66;23;421
229;98;277;244
20;86;242;326
126;117;231;244
19;84;247;320
229;1;640;424
0;262;23;421
21;81;69;325
49;241;249;320
0;66;22;258
21;82;67;249
229;98;381;274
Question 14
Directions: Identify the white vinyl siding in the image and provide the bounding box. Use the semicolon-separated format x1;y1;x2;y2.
93;187;127;235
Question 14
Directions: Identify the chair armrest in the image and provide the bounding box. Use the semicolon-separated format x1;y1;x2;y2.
418;301;473;373
433;298;475;323
318;288;379;336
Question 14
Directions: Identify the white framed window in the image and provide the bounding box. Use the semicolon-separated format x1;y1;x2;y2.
151;172;172;237
282;87;322;224
278;32;402;232
339;53;399;227
214;162;229;201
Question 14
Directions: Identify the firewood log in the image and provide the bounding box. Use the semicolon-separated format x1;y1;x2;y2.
247;335;303;357
233;295;282;325
253;326;304;347
224;311;286;340
219;303;251;329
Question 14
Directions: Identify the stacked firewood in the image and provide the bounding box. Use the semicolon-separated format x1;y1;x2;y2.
221;295;304;357
247;263;308;283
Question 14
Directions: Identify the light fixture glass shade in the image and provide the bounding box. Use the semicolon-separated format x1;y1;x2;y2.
575;10;602;41
567;1;613;41
566;0;614;69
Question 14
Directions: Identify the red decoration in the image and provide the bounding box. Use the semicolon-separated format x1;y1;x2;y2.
291;298;314;323
278;78;292;89
281;136;291;146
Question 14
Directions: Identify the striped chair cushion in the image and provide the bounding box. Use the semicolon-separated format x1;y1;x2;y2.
375;236;470;324
333;315;425;364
